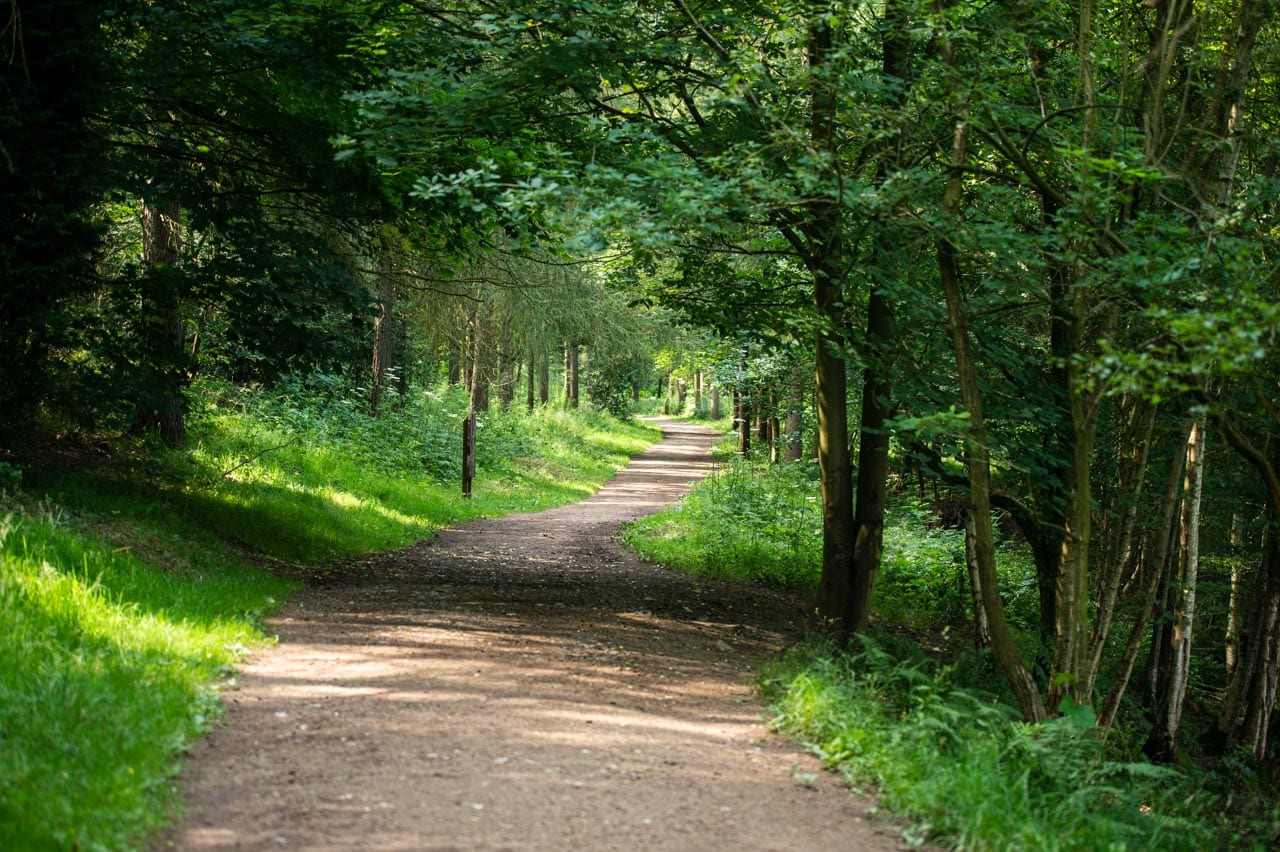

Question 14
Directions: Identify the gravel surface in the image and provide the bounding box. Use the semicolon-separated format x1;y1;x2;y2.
164;420;902;851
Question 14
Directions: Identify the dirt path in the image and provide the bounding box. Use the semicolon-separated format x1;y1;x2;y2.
166;421;900;851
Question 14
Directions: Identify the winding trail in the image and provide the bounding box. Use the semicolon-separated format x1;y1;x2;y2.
167;421;897;851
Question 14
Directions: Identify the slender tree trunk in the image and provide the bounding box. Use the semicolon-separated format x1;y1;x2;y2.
1088;397;1157;695
526;353;536;411
938;116;1046;722
710;387;720;420
461;315;484;498
965;511;992;649
1213;492;1280;761
785;365;805;462
538;351;549;406
461;404;477;499
370;240;396;418
1100;423;1191;729
1144;419;1207;762
1227;513;1246;677
566;344;579;409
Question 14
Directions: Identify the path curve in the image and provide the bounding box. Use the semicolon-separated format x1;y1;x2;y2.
167;420;898;851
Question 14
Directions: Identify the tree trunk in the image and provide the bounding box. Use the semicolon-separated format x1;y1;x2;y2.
461;405;477;498
1144;418;1207;762
938;117;1046;722
965;510;992;649
538;351;550;407
1213;494;1280;761
370;240;395;418
785;365;805;462
710;387;720;420
526;353;536;410
1088;397;1157;696
565;344;579;409
1099;423;1191;729
137;198;186;448
840;0;908;635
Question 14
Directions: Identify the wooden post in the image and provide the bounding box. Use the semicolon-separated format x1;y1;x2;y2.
462;406;477;498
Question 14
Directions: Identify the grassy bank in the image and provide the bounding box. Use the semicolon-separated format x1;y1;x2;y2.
0;377;657;850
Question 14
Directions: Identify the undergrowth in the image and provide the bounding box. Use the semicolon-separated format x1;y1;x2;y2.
141;375;656;564
623;457;1037;627
623;456;821;590
760;636;1268;851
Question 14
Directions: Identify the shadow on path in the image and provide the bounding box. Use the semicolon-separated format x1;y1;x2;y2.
166;420;901;851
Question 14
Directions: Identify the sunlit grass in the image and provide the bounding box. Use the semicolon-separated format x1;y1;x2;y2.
0;509;293;850
166;391;658;565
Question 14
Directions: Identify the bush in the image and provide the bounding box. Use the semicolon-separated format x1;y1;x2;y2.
624;456;821;591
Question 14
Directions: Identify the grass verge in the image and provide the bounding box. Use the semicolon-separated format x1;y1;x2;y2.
0;507;294;850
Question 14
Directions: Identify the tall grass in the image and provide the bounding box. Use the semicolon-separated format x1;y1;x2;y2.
623;456;822;590
0;509;293;850
622;458;1038;625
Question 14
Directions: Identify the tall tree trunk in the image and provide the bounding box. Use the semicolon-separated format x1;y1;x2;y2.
803;9;854;636
938;115;1046;722
1210;442;1280;761
1088;397;1157;696
1144;419;1207;762
138;198;186;448
810;0;908;640
370;240;396;418
841;0;909;635
965;510;992;649
525;353;536;410
785;364;805;462
565;344;579;409
538;351;550;407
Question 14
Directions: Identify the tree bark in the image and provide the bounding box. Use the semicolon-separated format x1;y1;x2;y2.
565;344;579;409
806;12;860;639
965;511;992;649
538;351;549;407
1088;397;1157;696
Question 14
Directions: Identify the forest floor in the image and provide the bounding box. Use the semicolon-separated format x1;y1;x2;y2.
164;421;904;851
